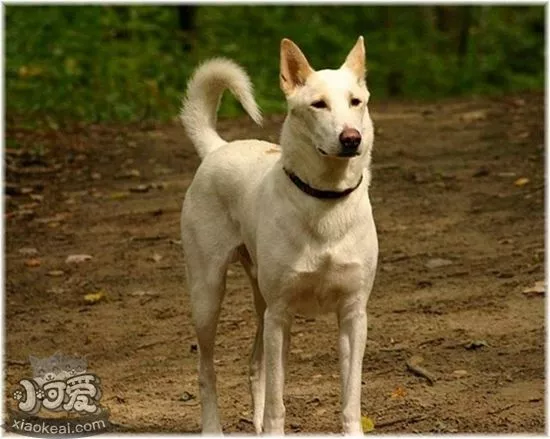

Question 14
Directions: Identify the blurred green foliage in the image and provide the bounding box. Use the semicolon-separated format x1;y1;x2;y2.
5;5;544;124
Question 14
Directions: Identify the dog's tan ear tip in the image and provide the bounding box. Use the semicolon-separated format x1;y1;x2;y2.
281;38;293;48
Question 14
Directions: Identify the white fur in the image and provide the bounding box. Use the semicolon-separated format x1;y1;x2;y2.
180;58;262;159
180;37;378;435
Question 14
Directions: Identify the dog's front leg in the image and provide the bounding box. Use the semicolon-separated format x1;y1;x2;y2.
338;299;368;435
263;307;291;434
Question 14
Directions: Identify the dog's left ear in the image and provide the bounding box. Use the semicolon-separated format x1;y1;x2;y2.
341;36;366;82
280;38;314;96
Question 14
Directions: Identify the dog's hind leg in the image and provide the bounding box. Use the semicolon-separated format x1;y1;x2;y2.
186;258;229;434
183;220;240;434
238;246;266;434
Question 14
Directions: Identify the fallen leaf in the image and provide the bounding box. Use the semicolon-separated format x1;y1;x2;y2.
130;291;147;297
18;202;40;210
18;65;43;78
18;247;38;256
425;258;453;269
514;177;529;187
35;213;69;224
8;163;62;175
452;369;468;377
25;258;41;267
460;110;487;122
361;415;375;433
522;280;544;296
512;98;525;107
84;291;106;304
390;386;407;399
464;340;488;350
129;184;151;193
30;194;44;202
47;270;65;277
417;280;432;288
66;254;93;264
108;192;129;200
498;238;514;245
115;169;141;179
153;167;173;176
129;290;159;298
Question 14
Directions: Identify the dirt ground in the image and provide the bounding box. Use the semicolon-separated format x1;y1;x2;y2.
5;91;545;434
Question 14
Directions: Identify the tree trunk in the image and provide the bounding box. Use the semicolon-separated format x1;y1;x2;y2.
177;5;196;32
177;6;196;52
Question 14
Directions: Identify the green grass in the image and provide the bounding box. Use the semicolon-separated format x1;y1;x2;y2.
6;5;544;125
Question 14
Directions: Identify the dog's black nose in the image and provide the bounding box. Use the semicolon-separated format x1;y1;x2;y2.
339;128;362;151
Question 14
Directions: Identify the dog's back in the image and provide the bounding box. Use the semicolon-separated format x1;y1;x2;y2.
180;59;282;233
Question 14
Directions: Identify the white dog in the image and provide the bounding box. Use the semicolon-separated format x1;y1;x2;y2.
180;37;378;435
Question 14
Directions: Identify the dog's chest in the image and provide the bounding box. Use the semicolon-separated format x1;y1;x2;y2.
282;251;363;315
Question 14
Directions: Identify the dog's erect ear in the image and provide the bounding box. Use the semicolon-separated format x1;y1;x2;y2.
280;39;314;95
341;36;366;82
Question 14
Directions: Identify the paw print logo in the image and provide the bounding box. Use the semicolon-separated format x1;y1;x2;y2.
36;389;45;400
12;389;23;401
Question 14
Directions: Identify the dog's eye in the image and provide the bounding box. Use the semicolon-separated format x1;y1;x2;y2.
311;100;328;109
350;98;362;107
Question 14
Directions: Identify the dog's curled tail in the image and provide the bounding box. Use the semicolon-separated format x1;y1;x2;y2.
180;58;262;159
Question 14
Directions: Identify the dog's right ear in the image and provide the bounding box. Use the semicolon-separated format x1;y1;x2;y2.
280;39;314;96
341;36;366;83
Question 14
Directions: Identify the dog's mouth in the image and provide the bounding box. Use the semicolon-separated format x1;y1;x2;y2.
317;148;360;158
338;150;361;158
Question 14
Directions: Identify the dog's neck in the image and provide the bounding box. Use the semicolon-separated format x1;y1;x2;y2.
279;118;371;193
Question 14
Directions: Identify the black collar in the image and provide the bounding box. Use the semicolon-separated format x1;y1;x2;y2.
283;168;363;199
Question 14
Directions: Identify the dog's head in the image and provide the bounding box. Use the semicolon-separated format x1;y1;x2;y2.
280;37;373;159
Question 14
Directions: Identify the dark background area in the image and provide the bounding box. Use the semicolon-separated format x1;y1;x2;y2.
6;5;544;125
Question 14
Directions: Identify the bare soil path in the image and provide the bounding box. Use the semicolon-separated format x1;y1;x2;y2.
5;92;544;433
